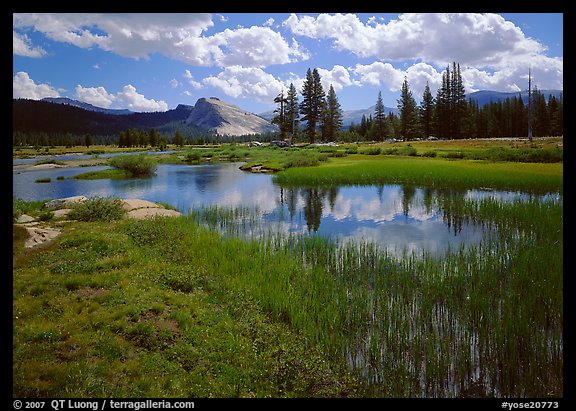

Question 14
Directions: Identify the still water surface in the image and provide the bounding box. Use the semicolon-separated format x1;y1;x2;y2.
13;161;557;256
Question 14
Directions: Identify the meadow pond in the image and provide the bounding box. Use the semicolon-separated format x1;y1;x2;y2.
12;160;559;257
13;145;563;398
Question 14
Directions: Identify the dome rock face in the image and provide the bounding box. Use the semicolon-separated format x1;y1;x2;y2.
187;97;278;136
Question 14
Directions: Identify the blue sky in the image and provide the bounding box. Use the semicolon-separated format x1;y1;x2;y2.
13;13;563;114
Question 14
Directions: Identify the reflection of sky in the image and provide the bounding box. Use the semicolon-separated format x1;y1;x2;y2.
13;162;280;213
329;185;437;223
13;162;558;256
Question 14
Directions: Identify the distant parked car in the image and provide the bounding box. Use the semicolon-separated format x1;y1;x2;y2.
249;141;262;147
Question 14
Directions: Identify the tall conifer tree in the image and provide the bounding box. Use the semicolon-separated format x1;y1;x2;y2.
299;68;325;143
285;83;299;145
272;89;288;140
374;91;387;140
321;84;343;142
419;81;434;137
397;76;419;140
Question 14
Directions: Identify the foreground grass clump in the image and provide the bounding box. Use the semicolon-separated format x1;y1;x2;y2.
13;216;361;398
13;197;45;222
67;197;126;222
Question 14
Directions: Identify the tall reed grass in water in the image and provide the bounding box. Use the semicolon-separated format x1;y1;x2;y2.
189;195;562;397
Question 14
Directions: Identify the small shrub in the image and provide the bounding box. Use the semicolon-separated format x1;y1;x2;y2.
359;147;381;155
281;152;321;169
35;177;51;183
422;150;437;157
68;197;125;222
345;145;358;154
109;154;157;177
13;197;44;221
397;146;418;156
38;210;54;221
184;151;202;162
445;151;465;159
330;150;347;158
381;147;399;155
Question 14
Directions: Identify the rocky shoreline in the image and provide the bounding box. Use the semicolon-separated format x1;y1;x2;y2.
15;196;181;249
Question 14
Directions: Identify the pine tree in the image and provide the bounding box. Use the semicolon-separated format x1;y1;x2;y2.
419;81;434;138
533;87;549;137
149;128;159;148
359;114;369;137
299;68;325;143
548;94;563;136
321;84;343;142
452;63;467;138
285;83;299;145
397;76;419;140
272;89;288;140
374;91;387;140
173;130;184;147
435;67;451;138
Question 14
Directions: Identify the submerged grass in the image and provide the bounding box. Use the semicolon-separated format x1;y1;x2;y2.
183;194;563;397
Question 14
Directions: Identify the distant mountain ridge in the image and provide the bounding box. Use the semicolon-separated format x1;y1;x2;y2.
465;89;563;106
341;104;398;127
14;97;277;137
42;97;134;115
15;88;563;138
259;105;399;128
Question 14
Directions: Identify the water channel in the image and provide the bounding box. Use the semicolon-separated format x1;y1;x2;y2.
13;160;560;257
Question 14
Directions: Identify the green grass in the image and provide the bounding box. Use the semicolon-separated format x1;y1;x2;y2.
71;168;130;180
14;188;562;397
13;217;361;398
189;195;563;397
274;155;563;194
12;139;563;397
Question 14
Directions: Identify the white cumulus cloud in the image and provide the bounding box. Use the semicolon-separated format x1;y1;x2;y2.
203;66;285;102
13;71;59;99
13;31;46;57
183;70;203;89
12;13;310;69
316;65;358;92
284;13;562;94
211;26;309;67
115;84;168;112
75;85;116;108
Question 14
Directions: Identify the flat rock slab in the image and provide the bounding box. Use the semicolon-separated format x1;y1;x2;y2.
121;199;181;219
122;199;162;211
24;226;61;248
53;208;73;218
126;208;181;219
15;198;181;249
16;214;36;223
44;195;88;210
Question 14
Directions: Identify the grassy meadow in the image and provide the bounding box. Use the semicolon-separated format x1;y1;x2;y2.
13;137;563;398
